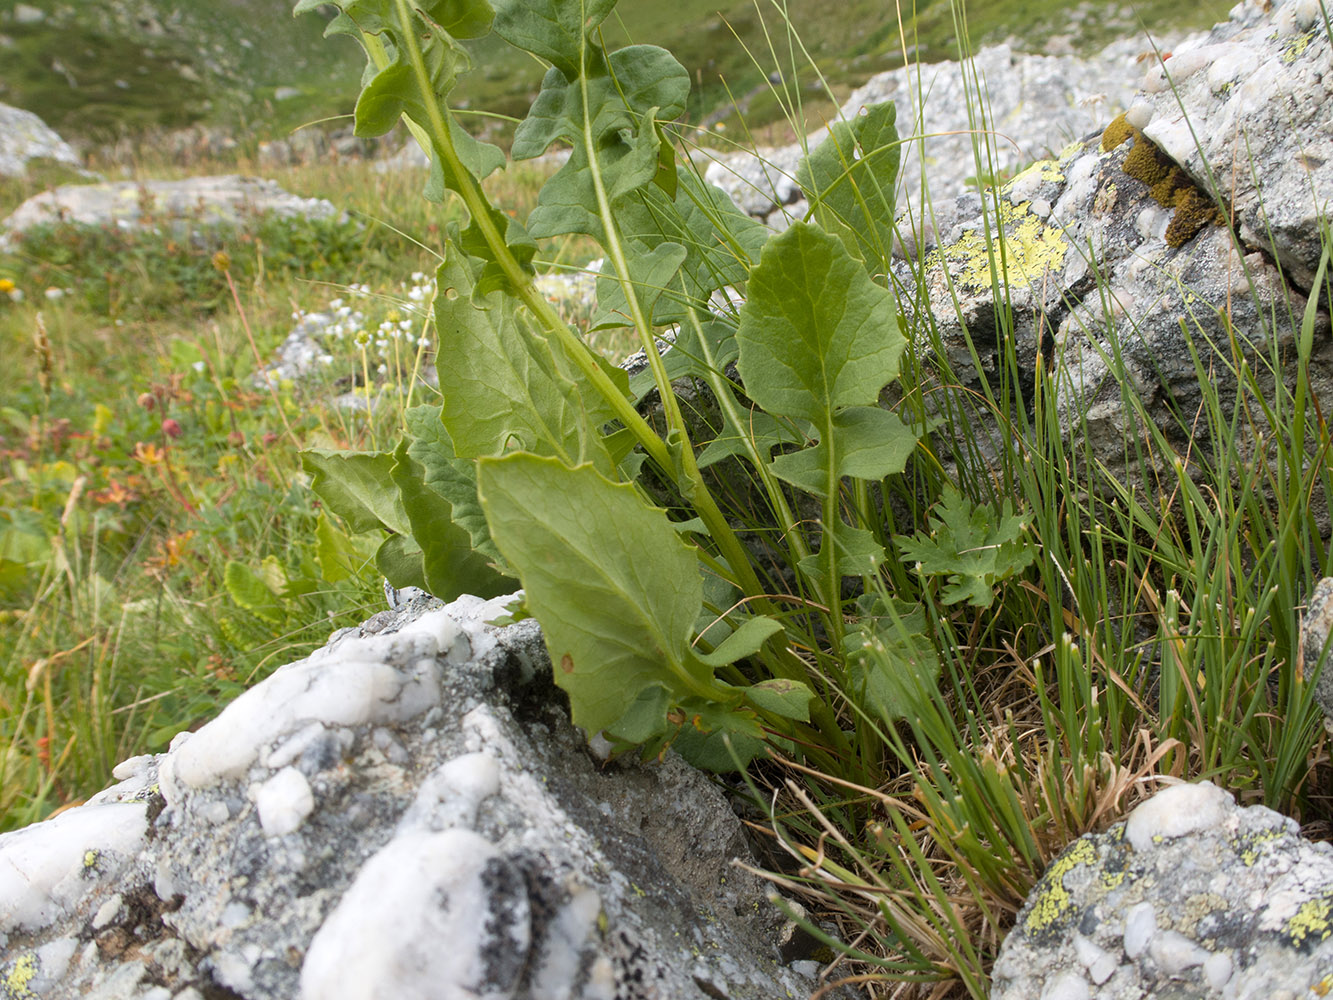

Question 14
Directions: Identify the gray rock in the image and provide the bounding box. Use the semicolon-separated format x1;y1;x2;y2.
1128;0;1333;288
0;176;339;247
12;3;45;25
703;36;1191;234
374;140;431;173
0;593;834;1000
993;780;1333;1000
887;13;1332;494
1304;577;1333;727
0;102;82;179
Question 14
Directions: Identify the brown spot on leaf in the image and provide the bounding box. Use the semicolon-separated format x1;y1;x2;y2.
560;653;574;674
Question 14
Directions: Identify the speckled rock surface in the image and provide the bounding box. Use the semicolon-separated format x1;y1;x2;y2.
0;594;832;1000
0;102;82;179
0;176;337;245
703;36;1185;235
993;781;1333;999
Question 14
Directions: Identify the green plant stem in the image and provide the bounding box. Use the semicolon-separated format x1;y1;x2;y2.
572;70;775;612
383;3;657;460
821;422;845;648
386;1;767;605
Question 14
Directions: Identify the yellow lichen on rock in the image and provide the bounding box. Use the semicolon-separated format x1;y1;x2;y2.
1285;893;1333;950
3;953;37;999
1282;29;1318;63
934;197;1069;291
1230;826;1289;866
1010;157;1066;186
1024;838;1097;935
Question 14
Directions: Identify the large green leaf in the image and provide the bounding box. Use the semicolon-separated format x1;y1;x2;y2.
736;223;915;578
591;240;687;330
302;450;407;535
476;454;718;734
390;438;512;601
797;101;900;271
492;0;618;79
737;222;903;423
523;108;664;241
511;44;689;241
768;407;918;496
512;47;688;159
404;405;501;564
433;249;614;472
375;533;429;591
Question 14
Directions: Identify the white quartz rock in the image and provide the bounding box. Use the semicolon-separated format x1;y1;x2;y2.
1041;970;1091;1000
1122;901;1157;959
300;828;530;1000
1073;933;1118;985
164;647;445;791
1124;780;1231;853
250;767;315;837
0;802;147;945
1149;929;1212;974
398;752;500;832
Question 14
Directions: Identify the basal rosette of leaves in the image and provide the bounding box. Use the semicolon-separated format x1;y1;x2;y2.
294;0;1034;776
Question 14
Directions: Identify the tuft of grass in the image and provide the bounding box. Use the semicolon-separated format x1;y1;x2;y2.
703;4;1333;998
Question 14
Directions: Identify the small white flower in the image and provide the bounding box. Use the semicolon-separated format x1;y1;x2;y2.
376;363;387;374
44;287;65;300
192;360;206;372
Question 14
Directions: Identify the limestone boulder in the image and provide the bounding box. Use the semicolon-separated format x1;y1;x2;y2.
0;593;836;1000
1126;0;1333;288
703;37;1183;235
994;781;1333;1000
0;176;339;248
882;0;1333;499
0;102;82;179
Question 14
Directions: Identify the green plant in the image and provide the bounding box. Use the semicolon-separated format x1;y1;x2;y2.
295;0;1032;781
295;2;1333;996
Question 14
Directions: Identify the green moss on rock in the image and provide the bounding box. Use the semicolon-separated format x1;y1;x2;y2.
1101;113;1226;248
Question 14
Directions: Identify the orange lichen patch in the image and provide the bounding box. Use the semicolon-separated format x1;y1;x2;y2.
1100;114;1226;248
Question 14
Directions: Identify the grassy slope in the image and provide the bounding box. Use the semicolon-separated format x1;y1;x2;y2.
0;0;1231;148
